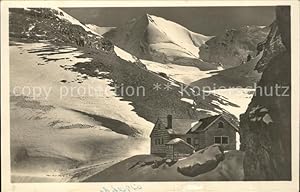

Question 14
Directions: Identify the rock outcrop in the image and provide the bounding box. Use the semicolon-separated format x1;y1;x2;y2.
9;8;114;52
199;25;270;68
240;6;291;180
177;145;224;177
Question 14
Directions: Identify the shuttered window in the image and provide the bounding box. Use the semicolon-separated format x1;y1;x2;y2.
194;138;200;145
154;138;164;145
187;138;192;144
218;122;224;128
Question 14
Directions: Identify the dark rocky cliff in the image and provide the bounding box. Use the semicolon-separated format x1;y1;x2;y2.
9;8;114;52
240;6;291;180
199;25;270;69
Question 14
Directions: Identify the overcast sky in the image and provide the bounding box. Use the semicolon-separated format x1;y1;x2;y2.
62;7;275;36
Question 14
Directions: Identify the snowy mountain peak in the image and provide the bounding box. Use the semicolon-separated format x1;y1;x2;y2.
104;13;213;63
146;13;153;21
145;14;212;58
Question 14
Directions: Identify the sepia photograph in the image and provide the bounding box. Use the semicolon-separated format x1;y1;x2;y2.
1;0;299;191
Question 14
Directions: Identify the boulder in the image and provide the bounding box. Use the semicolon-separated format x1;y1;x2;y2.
177;144;224;177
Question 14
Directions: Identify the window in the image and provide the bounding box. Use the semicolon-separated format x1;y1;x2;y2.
218;122;224;128
194;138;200;145
214;137;222;144
222;137;229;144
187;138;192;144
214;136;229;144
155;138;160;145
154;138;164;145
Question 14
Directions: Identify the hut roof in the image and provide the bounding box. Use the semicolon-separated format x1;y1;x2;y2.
166;138;194;149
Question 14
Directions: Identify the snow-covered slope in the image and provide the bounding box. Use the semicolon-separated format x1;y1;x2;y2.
205;88;255;119
141;59;221;85
104;14;213;66
10;43;151;182
86;24;115;35
10;43;153;136
190;53;263;120
84;149;244;182
114;45;138;63
114;43;222;85
191;51;263;88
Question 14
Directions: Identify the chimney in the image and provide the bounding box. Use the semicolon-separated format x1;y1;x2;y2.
167;115;172;129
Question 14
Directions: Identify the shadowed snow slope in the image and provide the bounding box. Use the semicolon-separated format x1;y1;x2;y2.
86;24;116;35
